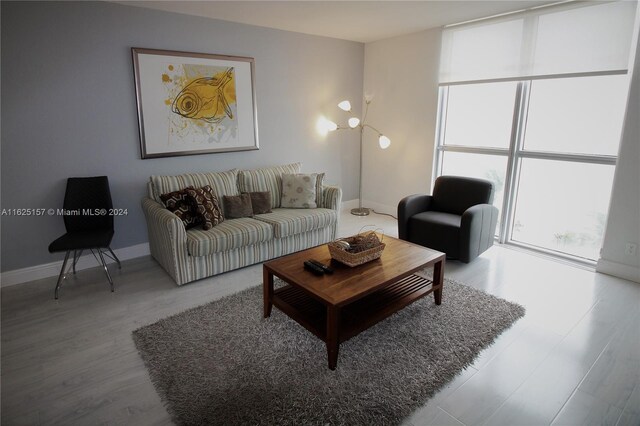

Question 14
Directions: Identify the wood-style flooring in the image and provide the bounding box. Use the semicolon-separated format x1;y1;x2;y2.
2;211;639;425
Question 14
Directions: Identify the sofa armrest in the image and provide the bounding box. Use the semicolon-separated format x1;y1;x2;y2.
460;204;499;262
141;197;190;284
321;185;343;210
398;195;433;240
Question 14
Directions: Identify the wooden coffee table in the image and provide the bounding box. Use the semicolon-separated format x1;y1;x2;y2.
263;235;445;370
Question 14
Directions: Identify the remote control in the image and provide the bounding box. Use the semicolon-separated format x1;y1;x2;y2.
304;260;325;275
309;259;334;274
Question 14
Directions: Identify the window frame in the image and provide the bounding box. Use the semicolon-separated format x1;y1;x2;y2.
433;71;624;264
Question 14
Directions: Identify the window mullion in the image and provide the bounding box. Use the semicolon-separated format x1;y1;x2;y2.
499;80;529;243
438;146;510;156
518;150;617;165
432;86;448;191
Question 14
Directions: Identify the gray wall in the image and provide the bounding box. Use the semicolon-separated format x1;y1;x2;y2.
1;1;364;272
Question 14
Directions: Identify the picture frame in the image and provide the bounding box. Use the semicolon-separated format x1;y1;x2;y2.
132;48;259;159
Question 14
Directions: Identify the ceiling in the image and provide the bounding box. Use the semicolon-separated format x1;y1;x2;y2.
117;1;557;43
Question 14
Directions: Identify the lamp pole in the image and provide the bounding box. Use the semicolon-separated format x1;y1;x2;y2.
352;122;369;216
328;98;389;217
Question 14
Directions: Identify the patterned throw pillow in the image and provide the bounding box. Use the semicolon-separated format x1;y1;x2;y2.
185;186;224;230
246;191;272;214
281;174;318;208
223;193;254;218
159;186;203;229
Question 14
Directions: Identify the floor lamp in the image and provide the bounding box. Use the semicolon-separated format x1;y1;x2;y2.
326;99;391;216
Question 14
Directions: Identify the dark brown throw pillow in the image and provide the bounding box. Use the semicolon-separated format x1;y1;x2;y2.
159;186;202;229
245;191;272;214
223;193;254;219
159;186;192;210
185;185;224;230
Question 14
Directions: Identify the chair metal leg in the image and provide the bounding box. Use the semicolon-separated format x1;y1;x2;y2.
107;247;121;269
97;249;114;293
72;249;83;274
54;251;71;300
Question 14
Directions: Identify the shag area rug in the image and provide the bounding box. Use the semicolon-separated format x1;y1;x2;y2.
133;275;525;425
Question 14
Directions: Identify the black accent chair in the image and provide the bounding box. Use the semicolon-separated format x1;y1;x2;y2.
48;176;121;299
398;176;499;263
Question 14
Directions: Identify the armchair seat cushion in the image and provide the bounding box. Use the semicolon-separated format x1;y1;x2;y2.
408;211;461;258
186;218;273;256
253;208;337;238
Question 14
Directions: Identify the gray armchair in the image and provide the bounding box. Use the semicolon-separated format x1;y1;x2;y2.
398;176;498;263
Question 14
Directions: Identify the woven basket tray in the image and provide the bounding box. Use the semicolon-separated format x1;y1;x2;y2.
328;235;386;267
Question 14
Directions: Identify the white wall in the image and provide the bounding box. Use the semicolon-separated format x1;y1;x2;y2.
364;24;639;285
360;29;442;215
597;30;640;283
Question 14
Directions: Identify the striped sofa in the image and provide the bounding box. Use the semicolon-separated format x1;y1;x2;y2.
142;163;342;285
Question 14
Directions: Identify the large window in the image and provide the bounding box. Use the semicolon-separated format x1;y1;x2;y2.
435;1;636;263
523;76;629;156
435;74;629;262
511;159;615;259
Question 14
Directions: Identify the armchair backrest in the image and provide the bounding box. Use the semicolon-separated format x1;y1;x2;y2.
432;175;494;215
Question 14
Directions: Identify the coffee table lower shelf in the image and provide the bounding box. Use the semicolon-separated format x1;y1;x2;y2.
272;273;437;348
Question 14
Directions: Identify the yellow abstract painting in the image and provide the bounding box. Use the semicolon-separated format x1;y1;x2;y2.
162;64;238;145
133;48;258;158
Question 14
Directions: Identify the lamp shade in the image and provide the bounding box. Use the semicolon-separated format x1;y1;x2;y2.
338;100;352;111
325;120;338;132
348;117;360;128
378;135;391;149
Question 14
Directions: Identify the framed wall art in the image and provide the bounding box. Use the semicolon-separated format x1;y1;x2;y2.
132;48;259;159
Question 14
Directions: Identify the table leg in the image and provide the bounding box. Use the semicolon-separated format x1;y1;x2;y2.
326;305;340;370
433;258;445;305
263;266;274;318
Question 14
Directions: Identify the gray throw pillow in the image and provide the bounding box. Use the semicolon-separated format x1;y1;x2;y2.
223;193;253;218
281;173;318;209
246;191;272;214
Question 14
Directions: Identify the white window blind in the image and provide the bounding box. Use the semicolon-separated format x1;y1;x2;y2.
439;1;638;84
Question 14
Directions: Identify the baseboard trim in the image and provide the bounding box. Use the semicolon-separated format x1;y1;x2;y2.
1;243;150;288
596;258;640;283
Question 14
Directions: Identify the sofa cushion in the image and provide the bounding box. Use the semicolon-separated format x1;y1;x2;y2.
238;163;301;209
159;186;193;210
253;208;337;238
151;169;240;215
281;173;318;208
186;217;274;256
223;193;254;219
246;191;272;214
159;186;202;229
185;186;224;230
